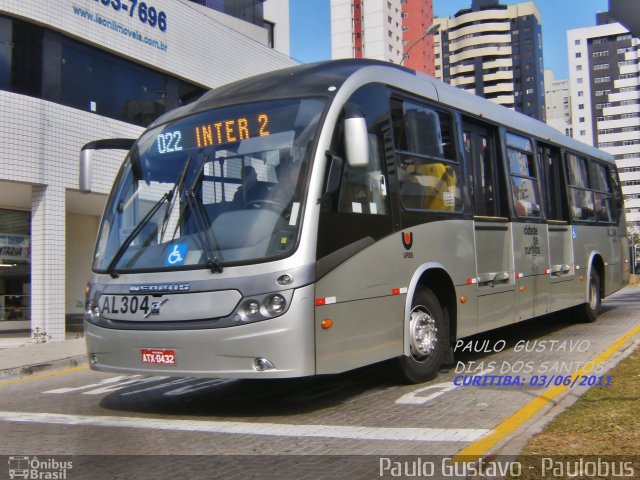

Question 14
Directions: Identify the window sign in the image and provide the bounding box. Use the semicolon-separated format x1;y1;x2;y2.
0;234;31;262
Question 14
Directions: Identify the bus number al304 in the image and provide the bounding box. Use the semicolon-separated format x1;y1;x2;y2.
101;295;150;315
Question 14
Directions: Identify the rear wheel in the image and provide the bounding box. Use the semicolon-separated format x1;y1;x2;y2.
397;288;447;384
578;269;602;323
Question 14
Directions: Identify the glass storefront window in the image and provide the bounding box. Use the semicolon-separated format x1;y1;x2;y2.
0;15;206;127
0;16;11;91
0;209;31;323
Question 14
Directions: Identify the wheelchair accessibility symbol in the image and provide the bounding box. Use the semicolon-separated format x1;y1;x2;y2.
165;243;187;266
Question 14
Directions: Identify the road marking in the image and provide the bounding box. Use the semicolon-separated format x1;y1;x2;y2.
453;323;640;461
44;375;234;397
0;366;89;388
395;369;494;405
44;375;142;394
0;411;490;443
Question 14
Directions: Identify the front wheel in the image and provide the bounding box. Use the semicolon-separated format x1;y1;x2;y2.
397;288;447;384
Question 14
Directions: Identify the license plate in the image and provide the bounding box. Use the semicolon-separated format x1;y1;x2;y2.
100;295;152;319
141;348;176;365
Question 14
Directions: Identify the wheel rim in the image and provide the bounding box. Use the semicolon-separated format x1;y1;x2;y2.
589;277;599;311
409;305;438;361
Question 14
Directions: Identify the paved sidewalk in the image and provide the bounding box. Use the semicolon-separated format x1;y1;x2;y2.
0;332;87;379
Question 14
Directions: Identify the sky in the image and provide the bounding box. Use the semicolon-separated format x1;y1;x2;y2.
289;0;610;79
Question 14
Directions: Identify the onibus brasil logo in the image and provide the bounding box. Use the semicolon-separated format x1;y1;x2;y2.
8;456;72;479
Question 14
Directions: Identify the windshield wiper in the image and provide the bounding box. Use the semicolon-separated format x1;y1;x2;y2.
105;190;173;278
166;154;223;274
106;158;191;278
184;188;223;274
160;157;191;241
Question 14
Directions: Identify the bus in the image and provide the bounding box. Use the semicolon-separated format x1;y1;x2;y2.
80;59;630;384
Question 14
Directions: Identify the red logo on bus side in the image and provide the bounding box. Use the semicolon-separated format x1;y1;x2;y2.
402;231;413;250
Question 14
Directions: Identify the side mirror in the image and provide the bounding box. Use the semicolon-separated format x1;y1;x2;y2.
344;116;369;169
79;148;93;193
79;138;136;193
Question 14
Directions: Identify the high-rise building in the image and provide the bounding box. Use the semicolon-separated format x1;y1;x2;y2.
330;0;435;75
434;0;545;121
402;0;435;75
567;13;640;231
544;69;572;136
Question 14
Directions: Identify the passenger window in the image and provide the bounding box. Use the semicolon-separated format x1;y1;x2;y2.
610;166;623;223
569;188;596;222
589;163;610;193
566;154;589;188
395;102;456;158
506;132;541;218
590;163;613;223
566;153;595;222
463;121;504;217
538;143;568;221
393;100;462;212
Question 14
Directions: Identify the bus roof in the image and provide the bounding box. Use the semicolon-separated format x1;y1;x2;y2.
151;59;613;164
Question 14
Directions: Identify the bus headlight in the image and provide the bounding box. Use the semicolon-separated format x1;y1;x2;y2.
243;300;261;317
265;294;286;315
234;291;293;323
84;303;101;323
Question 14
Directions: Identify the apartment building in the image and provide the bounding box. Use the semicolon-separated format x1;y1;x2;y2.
544;69;572;136
331;0;435;75
568;13;640;231
434;0;545;120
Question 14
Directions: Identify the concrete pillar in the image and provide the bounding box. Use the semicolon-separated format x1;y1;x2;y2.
30;185;66;341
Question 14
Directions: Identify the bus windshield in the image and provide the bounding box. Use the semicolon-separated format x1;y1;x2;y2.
93;98;325;273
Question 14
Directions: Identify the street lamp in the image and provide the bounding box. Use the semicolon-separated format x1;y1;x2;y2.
400;22;440;66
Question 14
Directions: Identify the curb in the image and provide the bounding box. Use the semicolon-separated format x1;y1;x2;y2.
0;355;88;380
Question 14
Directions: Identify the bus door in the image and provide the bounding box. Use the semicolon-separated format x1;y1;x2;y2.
506;133;548;320
463;120;515;331
540;143;575;311
590;161;621;294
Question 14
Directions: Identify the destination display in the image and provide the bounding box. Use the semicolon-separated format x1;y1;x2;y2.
154;112;271;154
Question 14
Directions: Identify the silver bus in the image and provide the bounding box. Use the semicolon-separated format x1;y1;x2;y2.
81;60;630;383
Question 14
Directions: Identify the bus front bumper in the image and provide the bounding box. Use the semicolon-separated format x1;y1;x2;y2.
84;285;316;379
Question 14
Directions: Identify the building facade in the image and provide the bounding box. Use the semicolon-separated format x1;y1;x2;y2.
544;69;572;136
330;0;435;75
0;0;295;337
568;15;640;232
401;0;435;75
434;0;545;120
189;0;290;56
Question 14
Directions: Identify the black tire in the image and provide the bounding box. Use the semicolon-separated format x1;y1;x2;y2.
578;269;602;323
397;288;447;384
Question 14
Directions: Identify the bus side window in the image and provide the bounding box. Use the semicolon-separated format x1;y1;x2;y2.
462;120;504;217
566;153;595;222
609;166;624;223
393;100;462;212
506;132;541;218
590;162;614;223
538;143;568;221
